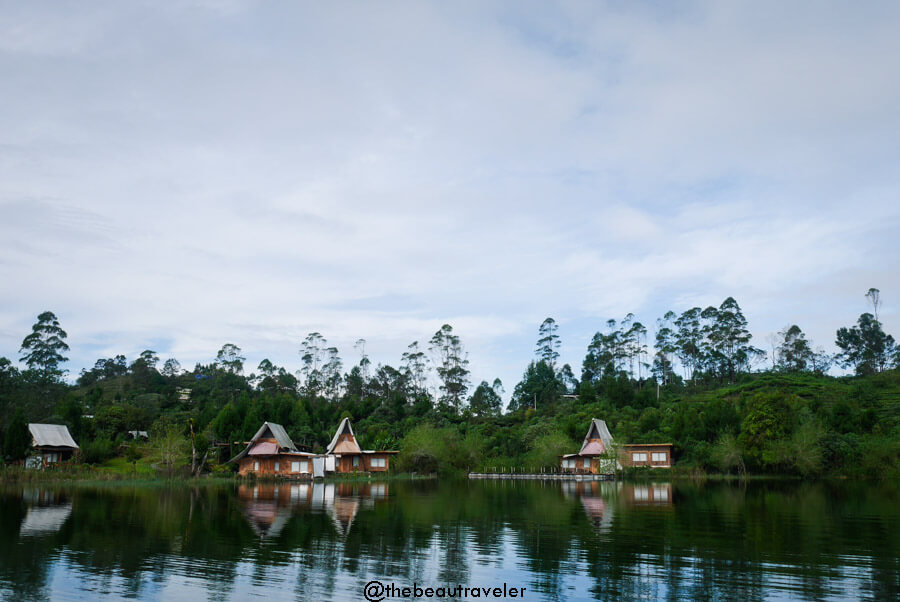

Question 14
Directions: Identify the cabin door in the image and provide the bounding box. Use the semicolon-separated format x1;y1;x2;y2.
313;456;325;478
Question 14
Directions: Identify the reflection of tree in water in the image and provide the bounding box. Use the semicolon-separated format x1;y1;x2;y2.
0;480;898;600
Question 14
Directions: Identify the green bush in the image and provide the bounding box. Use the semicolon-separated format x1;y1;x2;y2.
82;438;116;464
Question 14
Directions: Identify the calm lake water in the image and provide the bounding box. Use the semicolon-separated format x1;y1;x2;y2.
0;479;898;601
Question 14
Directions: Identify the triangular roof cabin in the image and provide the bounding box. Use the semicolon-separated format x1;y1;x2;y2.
230;421;299;462
578;419;615;456
326;417;362;455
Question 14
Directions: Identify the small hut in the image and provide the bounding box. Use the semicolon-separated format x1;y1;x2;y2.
560;419;619;475
325;418;397;473
27;424;79;468
230;422;315;477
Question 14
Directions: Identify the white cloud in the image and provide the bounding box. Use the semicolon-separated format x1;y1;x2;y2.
1;1;899;398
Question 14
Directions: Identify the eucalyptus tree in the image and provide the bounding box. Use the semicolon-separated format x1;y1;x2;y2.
836;313;896;375
161;358;182;378
428;324;470;412
215;343;245;374
701;297;760;382
468;378;503;417
401;341;429;397
775;325;814;372
866;288;881;322
322;347;343;399
653;311;678;386
137;349;160;371
674;308;703;381
583;318;625;383
535;317;561;368
299;332;327;396
354;338;371;381
625;319;648;381
19;311;69;379
510;361;565;412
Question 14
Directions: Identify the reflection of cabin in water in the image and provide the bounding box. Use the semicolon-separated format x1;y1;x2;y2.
326;418;397;473
231;422;315;477
19;489;72;536
561;481;616;533
623;482;673;506
237;482;388;538
27;424;79;468
560;419;674;474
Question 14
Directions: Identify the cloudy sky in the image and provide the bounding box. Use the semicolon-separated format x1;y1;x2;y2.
1;1;898;400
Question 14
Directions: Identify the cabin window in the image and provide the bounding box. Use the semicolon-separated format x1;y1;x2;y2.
47;453;59;464
371;457;386;468
291;461;300;473
352;456;360;467
651;452;667;462
632;452;648;462
253;461;259;471
583;458;590;468
274;461;280;471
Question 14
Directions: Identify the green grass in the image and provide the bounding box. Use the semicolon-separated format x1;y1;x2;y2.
93;456;157;476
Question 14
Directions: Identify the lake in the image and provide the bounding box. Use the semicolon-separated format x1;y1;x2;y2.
1;479;897;601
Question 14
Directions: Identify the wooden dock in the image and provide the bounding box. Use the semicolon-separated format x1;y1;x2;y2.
468;472;615;481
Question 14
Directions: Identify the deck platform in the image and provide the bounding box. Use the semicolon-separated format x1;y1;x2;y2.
467;472;615;481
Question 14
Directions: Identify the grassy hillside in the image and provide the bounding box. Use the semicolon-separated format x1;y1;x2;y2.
2;361;899;479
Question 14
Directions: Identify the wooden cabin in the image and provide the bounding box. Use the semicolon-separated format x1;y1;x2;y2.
619;443;673;468
231;422;315;477
27;424;79;468
325;418;397;473
560;419;619;475
561;420;675;474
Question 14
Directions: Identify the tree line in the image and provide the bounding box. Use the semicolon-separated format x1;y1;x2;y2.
0;289;897;475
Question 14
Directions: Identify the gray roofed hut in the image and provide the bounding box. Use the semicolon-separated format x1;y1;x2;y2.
27;424;79;468
231;422;315;478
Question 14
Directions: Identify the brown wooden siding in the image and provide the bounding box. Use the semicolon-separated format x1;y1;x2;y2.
334;454;390;473
619;445;672;468
238;454;314;477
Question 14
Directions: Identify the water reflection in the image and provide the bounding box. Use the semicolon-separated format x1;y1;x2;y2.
237;483;387;539
623;482;673;507
0;480;897;601
19;489;72;537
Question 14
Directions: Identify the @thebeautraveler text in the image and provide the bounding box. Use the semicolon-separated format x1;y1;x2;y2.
363;581;526;601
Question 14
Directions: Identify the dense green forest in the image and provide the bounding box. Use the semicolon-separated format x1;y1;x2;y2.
1;289;898;478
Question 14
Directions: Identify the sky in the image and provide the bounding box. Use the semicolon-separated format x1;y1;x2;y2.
1;1;899;403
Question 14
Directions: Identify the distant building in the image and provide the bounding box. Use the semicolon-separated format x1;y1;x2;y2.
325;418;397;473
27;424;79;468
231;422;315;477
